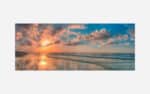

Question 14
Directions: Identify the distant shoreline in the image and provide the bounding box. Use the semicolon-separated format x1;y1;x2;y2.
15;51;28;57
15;51;134;57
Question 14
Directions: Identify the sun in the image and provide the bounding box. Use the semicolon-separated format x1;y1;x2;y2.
40;40;51;47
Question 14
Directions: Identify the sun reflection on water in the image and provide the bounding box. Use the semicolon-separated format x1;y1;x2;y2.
16;53;105;70
38;54;56;70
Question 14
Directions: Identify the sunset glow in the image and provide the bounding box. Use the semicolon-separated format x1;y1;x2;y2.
40;40;51;47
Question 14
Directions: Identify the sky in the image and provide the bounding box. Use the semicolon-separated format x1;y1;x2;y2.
15;24;135;53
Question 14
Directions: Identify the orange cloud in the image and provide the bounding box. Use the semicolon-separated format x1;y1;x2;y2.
67;24;86;29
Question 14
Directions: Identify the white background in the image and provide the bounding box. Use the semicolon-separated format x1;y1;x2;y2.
0;0;150;94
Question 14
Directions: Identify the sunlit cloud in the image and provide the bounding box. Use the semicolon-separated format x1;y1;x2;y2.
67;24;86;29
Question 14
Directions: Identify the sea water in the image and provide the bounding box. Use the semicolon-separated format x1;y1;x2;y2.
16;53;135;70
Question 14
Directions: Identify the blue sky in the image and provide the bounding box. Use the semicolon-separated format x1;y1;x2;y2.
69;24;134;35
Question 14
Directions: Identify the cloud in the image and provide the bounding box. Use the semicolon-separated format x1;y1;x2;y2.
89;28;110;40
104;38;115;45
102;34;131;47
62;28;110;46
116;34;129;41
67;24;86;29
64;36;81;46
129;30;135;41
16;24;82;47
16;32;23;40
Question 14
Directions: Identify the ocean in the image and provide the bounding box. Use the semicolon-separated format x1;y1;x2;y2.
16;53;135;70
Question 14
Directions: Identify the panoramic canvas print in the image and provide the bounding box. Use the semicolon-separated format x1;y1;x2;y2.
15;24;135;70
